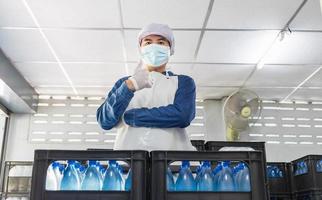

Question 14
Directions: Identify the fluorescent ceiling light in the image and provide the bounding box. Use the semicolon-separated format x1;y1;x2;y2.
21;0;78;95
256;29;292;69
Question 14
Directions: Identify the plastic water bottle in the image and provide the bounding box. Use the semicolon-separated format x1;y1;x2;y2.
233;163;243;190
303;161;308;174
316;160;322;172
125;169;132;191
297;161;305;175
74;162;84;182
212;164;223;191
95;161;104;184
99;165;106;178
60;160;81;190
102;160;123;190
236;163;251;192
217;161;234;191
295;163;300;176
278;167;283;178
197;161;215;191
46;162;58;190
167;167;175;191
81;160;102;190
52;162;63;189
117;163;125;190
59;164;65;174
195;165;201;180
175;161;196;191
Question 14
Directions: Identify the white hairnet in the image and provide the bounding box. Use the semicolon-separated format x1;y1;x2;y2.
137;23;175;55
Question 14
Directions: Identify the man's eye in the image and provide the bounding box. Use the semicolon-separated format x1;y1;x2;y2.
159;41;165;45
144;41;151;46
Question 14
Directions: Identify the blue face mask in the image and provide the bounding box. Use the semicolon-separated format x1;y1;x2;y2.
140;44;170;67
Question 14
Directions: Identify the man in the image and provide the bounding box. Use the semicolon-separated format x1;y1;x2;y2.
97;23;196;151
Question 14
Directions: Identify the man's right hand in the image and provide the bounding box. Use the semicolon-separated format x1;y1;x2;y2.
127;62;152;91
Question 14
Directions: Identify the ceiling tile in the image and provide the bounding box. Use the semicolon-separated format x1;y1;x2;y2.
64;63;127;85
35;87;74;95
75;87;112;96
207;0;303;29
197;87;238;99
265;32;322;64
35;86;112;96
196;30;279;63
303;67;322;87
0;29;55;62
124;30;200;62
249;88;293;100
168;63;194;77
14;63;69;86
193;64;254;87
44;30;124;62
121;0;209;28
290;0;322;31
246;65;319;87
0;0;36;27
292;88;322;101
28;0;121;28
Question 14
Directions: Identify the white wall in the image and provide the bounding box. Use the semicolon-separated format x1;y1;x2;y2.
5;100;322;162
5;114;113;161
203;99;322;162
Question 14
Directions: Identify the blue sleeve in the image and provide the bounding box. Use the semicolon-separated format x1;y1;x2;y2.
96;77;134;130
124;75;196;128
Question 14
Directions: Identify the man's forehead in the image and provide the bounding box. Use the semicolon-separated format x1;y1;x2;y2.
142;35;167;41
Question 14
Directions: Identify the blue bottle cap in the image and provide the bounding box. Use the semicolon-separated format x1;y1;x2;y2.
89;160;97;166
52;162;60;168
182;160;190;167
74;162;81;168
213;165;222;174
59;165;65;172
222;161;230;167
79;166;86;173
67;160;76;164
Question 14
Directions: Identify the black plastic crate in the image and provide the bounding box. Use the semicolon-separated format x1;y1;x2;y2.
270;194;293;200
293;190;322;200
190;140;205;151
267;162;293;197
30;150;148;200
291;155;322;193
205;141;266;153
150;150;269;200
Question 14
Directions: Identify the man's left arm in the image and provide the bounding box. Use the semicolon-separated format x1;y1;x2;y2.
123;75;196;128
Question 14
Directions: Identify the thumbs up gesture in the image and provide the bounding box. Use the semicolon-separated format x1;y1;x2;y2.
128;61;153;91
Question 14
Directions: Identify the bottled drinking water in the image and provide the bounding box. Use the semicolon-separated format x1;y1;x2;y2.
125;169;132;191
167;167;175;191
197;161;215;191
175;161;196;191
60;160;81;190
316;160;322;172
212;164;223;191
46;162;58;190
233;163;243;190
217;161;234;192
102;160;123;191
236;162;250;192
52;162;63;189
81;160;102;190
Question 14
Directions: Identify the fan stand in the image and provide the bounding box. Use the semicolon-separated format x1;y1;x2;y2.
226;126;240;141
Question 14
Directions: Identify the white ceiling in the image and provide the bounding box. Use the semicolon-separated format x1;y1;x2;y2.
0;0;321;101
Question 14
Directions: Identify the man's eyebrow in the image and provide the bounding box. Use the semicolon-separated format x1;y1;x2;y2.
142;38;152;41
